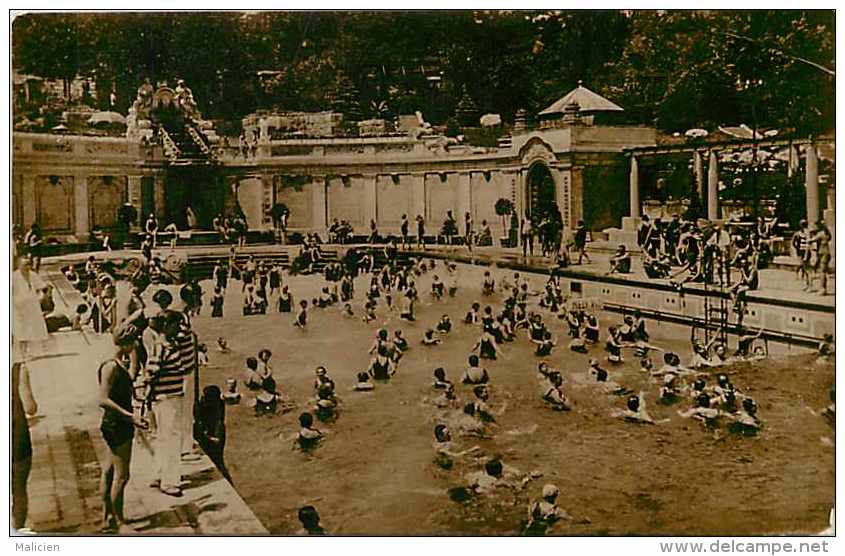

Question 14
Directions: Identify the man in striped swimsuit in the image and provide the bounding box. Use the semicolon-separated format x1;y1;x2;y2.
145;308;192;497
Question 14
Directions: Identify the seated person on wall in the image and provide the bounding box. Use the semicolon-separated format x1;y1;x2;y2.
337;220;353;244
643;249;671;279
608;244;632;274
476;221;493;247
328;219;341;243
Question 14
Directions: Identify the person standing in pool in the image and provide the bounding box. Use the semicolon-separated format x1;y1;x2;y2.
269;264;282;300
368;345;396;380
462;354;490;385
472;329;500;360
294;299;309;329
278;285;293;313
211;287;224;318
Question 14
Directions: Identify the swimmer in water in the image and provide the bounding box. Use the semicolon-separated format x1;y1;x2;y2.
422;328;442;346
462;354;490;385
353;371;375;391
612;391;655;424
433;424;481;469
524;484;572;536
436;314;452;334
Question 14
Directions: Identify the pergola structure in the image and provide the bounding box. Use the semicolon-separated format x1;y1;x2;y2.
624;134;833;224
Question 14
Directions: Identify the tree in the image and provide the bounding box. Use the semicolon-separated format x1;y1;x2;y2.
600;11;834;133
494;198;514;235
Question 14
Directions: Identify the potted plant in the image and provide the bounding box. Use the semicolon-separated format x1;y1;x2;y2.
494;198;514;247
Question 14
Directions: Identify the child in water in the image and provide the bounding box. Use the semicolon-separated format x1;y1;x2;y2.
464;302;481;324
482;271;495;296
462;354;490;385
534;330;556;357
432;367;453;391
422;329;442;346
296;412;323;451
353;371;375;391
612;391;655;424
436;314;452;334
431;275;445;300
293;299;308;328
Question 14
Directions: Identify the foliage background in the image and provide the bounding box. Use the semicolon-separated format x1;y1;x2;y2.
12;10;835;133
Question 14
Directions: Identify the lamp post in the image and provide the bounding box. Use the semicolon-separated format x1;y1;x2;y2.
738;77;764;219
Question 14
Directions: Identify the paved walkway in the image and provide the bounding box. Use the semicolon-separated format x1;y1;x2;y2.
21;328;267;535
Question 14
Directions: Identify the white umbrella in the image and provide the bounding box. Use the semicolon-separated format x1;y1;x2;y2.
684;128;708;138
480;113;502;127
88;111;126;126
14;118;35;131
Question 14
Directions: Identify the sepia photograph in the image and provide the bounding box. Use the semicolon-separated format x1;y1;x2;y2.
7;4;837;540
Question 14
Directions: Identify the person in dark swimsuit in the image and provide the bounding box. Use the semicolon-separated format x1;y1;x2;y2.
12;361;37;532
297;412;323;451
584;315;600;344
436;314;452;334
211;287;224;318
194;385;231;482
294;299;308;328
482;271;495;296
278;285;293;313
340;274;354;302
213;264;228;291
473;330;499;360
368;345;395;380
98;331;147;533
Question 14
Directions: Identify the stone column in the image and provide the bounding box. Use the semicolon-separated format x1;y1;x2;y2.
21;175;36;227
707;150;719;220
693;150;704;198
154;174;166;222
74;173;89;238
410;173;426;222
554;168;572;230
805;141;820;224
261;174;274;229
362;173;378;226
514;169;526;220
629;155;640;217
127;176;143;230
570;167;584;227
311;175;328;234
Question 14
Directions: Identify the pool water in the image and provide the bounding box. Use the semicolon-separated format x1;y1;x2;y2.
189;261;834;535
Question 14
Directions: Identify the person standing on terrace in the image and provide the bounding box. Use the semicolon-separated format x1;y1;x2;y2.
400;214;410;250
145;213;159;248
810;220;832;296
416;214;426;250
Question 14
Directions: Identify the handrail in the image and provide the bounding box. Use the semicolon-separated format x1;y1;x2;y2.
185;124;216;161
160;128;181;162
602;301;822;348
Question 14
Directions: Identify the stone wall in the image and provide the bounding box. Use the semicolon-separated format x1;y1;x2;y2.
12;123;657;242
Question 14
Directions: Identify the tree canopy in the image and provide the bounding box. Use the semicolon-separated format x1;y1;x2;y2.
12;10;834;133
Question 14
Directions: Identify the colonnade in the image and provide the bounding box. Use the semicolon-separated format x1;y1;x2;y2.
628;141;823;223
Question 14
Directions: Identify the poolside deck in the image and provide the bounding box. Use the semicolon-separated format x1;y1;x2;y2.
19;328;267;535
